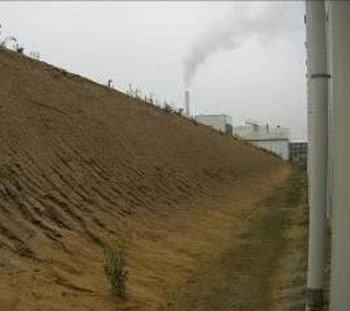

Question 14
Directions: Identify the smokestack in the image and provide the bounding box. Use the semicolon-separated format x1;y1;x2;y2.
185;90;190;116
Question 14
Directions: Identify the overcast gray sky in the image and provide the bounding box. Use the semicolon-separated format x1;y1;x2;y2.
0;1;306;140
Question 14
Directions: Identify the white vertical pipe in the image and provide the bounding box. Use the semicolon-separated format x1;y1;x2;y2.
325;1;333;221
185;90;190;116
305;1;328;310
328;2;350;310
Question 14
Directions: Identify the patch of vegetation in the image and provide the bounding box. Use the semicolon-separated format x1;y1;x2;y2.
104;246;128;298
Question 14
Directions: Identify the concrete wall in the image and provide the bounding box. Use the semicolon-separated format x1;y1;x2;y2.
195;114;232;134
249;139;289;161
328;2;350;310
232;125;290;141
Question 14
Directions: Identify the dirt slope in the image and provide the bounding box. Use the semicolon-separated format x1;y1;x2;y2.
168;168;307;311
0;47;288;310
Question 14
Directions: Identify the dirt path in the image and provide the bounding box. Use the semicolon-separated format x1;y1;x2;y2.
168;168;308;311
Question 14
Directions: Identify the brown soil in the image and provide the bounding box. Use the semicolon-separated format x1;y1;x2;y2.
167;168;308;311
0;47;292;311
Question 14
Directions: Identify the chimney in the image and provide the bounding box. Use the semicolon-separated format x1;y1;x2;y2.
185;90;190;116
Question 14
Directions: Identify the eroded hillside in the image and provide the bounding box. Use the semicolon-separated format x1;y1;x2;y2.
0;48;289;310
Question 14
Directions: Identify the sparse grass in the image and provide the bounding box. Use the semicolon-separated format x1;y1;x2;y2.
169;167;308;311
104;246;128;299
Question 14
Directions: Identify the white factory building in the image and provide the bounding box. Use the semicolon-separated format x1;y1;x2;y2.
195;114;233;135
232;123;290;160
195;114;290;160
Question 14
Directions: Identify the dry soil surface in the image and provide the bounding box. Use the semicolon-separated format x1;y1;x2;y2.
168;169;308;311
0;47;301;311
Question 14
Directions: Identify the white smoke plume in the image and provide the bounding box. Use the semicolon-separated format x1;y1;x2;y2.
183;2;301;87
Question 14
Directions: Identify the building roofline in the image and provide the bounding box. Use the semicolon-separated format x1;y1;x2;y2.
247;138;289;142
195;114;230;117
289;140;308;144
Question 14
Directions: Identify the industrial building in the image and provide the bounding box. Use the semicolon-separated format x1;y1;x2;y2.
232;123;291;161
289;141;308;163
195;116;291;161
195;114;233;135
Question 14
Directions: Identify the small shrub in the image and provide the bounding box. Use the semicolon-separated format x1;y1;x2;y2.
163;103;174;113
104;247;128;298
15;43;24;54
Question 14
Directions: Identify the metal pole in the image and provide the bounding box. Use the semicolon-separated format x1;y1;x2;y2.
327;2;350;310
305;1;328;310
185;90;190;116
